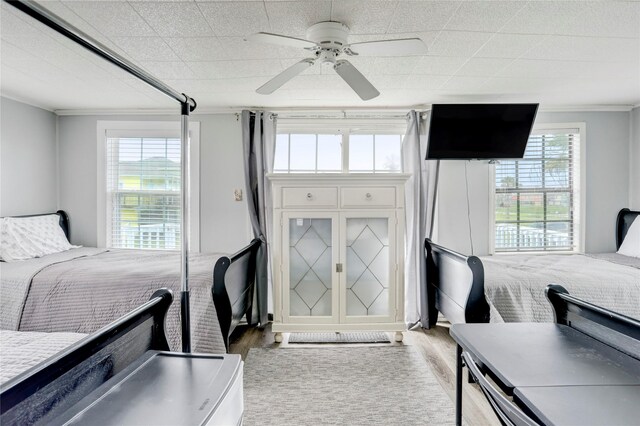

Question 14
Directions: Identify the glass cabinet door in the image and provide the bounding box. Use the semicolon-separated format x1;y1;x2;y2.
284;214;339;322
341;213;395;323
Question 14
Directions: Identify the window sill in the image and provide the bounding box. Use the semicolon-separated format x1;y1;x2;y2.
490;250;582;256
267;173;412;182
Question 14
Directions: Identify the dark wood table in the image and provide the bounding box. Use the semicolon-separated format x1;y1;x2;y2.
450;323;640;425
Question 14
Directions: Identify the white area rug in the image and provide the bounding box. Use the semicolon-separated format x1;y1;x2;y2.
288;331;391;344
243;346;455;425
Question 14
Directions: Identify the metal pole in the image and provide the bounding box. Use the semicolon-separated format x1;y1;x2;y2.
180;101;192;353
4;0;195;110
455;344;463;426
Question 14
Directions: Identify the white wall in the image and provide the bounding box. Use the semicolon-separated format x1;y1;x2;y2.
57;113;251;252
631;106;640;210
436;111;631;255
0;97;57;216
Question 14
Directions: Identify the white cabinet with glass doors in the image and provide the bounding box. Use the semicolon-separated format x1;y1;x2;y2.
269;174;408;342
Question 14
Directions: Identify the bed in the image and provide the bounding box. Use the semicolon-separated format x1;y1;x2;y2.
0;289;173;424
0;211;259;353
424;208;640;326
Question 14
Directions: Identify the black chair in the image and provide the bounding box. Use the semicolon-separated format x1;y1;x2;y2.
461;351;540;426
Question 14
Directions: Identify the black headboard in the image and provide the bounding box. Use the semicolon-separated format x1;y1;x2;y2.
4;210;70;242
616;208;639;250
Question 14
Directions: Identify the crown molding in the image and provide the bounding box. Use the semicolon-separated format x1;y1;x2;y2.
538;104;635;113
0;94;55;113
54;107;204;116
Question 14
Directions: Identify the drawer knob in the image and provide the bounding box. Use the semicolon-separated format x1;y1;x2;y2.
365;192;372;200
306;192;313;200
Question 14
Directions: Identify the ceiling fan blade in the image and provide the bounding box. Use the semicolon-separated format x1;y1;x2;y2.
346;38;428;56
256;59;316;95
245;32;317;49
333;60;380;101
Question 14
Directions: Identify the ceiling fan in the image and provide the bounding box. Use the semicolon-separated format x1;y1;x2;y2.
245;22;428;101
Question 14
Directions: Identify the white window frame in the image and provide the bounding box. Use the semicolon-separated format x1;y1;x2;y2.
488;122;586;254
97;121;200;252
276;118;406;174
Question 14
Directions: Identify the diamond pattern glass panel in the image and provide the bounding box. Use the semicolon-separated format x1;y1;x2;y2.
346;247;366;289
346;218;389;316
289;218;332;317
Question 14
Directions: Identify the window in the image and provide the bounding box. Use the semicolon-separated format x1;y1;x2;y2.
274;132;403;173
493;126;583;253
97;122;200;251
274;118;405;174
107;136;181;250
349;134;402;172
274;134;342;173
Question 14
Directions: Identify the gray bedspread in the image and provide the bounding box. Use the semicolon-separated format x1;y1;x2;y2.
481;253;640;323
0;330;86;384
0;248;107;330
2;249;226;354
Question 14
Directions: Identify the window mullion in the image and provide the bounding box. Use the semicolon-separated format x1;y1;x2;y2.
138;138;143;191
287;134;291;173
372;135;376;173
342;131;349;173
315;134;319;173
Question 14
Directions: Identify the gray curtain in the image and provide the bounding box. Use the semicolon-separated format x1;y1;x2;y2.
242;110;276;327
402;110;439;329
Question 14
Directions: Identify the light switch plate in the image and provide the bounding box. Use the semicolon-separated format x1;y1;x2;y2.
234;189;243;201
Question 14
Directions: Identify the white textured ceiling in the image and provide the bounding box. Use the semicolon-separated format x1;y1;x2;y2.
1;0;639;112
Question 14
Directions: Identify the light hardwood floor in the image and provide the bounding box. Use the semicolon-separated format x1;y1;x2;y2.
229;323;499;426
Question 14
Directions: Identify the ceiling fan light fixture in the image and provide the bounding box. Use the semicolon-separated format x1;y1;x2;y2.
318;50;338;67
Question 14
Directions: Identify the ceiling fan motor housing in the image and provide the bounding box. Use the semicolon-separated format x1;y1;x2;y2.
306;21;350;52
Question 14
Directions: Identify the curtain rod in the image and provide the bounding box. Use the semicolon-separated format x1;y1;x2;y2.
245;109;430;120
5;0;196;111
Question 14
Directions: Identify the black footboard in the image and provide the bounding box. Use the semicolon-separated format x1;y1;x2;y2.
546;284;640;359
213;239;261;351
425;239;489;325
0;289;173;425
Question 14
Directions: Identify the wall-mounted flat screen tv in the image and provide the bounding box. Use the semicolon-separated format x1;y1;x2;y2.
425;103;539;160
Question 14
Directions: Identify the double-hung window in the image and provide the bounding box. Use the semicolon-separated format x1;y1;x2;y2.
97;121;200;251
493;125;584;253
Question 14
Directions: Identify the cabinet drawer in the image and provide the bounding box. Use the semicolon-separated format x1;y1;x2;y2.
282;187;338;208
341;187;396;208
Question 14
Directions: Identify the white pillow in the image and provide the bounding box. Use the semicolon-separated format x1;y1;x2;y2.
0;215;78;262
617;218;640;258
